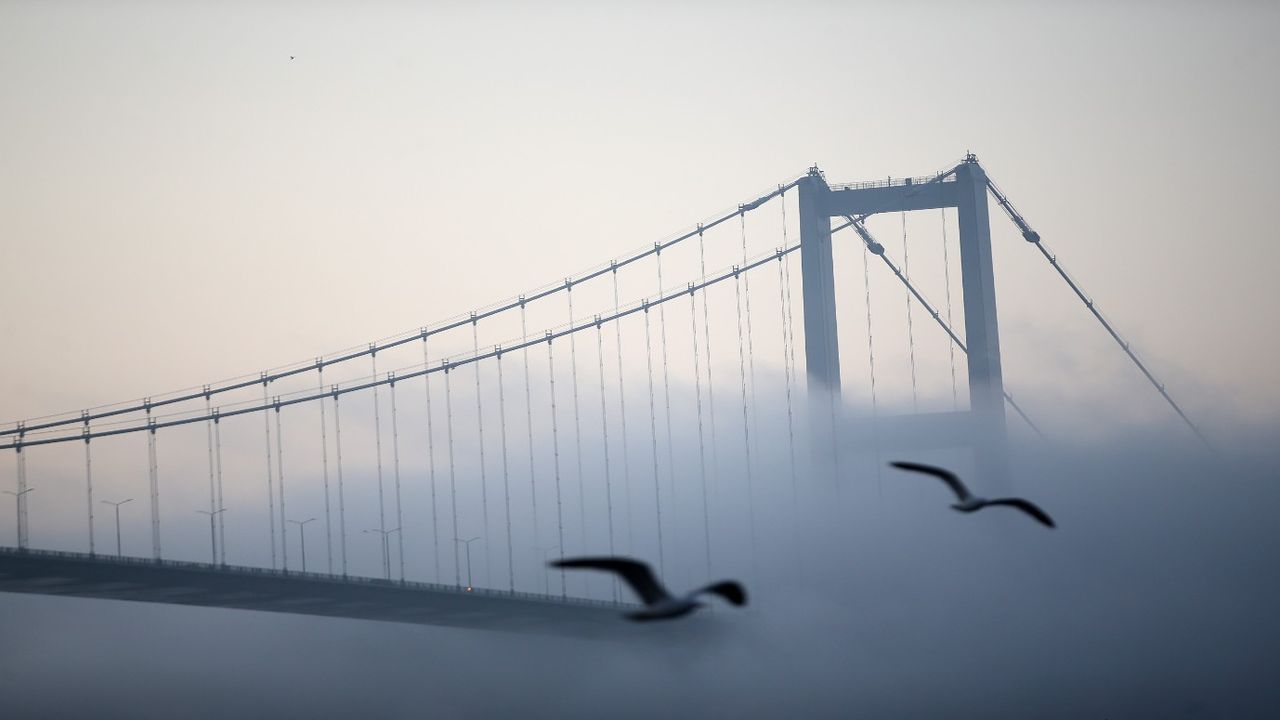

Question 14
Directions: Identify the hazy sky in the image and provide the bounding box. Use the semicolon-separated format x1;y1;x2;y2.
2;1;1277;435
2;3;1279;717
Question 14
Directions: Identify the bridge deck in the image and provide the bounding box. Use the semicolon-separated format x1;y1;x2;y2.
0;547;643;638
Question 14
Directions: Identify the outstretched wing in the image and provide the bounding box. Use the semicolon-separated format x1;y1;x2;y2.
889;461;972;502
551;556;670;605
986;498;1056;528
695;580;748;607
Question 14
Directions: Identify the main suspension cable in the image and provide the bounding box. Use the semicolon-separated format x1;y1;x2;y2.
984;173;1212;451
8;248;806;450
3;179;806;441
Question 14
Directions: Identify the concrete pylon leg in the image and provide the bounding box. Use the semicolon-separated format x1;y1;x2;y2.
797;170;841;485
954;161;1009;486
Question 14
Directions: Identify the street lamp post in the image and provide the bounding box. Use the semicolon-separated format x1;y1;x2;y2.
454;536;481;591
101;499;133;557
195;508;227;564
3;487;34;549
363;528;400;580
288;518;316;573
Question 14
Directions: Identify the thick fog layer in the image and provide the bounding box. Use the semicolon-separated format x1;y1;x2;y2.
3;416;1277;719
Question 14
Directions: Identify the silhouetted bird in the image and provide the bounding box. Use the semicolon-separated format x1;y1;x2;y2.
890;461;1056;528
550;556;747;622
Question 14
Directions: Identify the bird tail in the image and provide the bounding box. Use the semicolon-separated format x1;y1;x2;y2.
695;581;748;606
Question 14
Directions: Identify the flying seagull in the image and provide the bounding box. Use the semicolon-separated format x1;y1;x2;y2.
890;461;1056;528
550;556;747;622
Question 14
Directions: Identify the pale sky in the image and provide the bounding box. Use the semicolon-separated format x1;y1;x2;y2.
2;1;1277;434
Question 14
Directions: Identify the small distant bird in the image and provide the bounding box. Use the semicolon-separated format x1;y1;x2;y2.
890;461;1056;528
551;556;747;622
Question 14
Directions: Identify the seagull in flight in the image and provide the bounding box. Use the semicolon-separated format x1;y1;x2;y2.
550;556;747;622
890;461;1056;528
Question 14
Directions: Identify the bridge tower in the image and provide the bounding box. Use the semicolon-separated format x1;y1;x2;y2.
797;158;1009;484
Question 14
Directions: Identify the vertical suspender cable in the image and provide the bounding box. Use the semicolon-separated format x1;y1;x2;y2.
146;405;161;560
275;400;287;570
697;230;721;498
546;334;567;598
421;334;441;582
519;303;541;568
495;350;515;593
84;416;95;555
777;253;799;507
780;194;799;491
863;246;884;490
610;270;633;552
332;387;348;576
565;284;588;583
643;301;665;574
733;269;758;575
389;374;406;582
444;362;462;588
595;319;619;601
371;350;388;578
941;209;958;409
317;363;334;573
902;212;919;412
213;410;226;563
655;252;677;568
739;215;761;464
688;286;712;576
261;379;277;569
471;318;491;585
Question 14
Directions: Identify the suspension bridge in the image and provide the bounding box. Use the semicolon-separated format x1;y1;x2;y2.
0;155;1208;635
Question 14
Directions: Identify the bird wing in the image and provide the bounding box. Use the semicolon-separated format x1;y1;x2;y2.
985;498;1056;528
889;461;972;502
695;580;748;607
551;556;670;605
